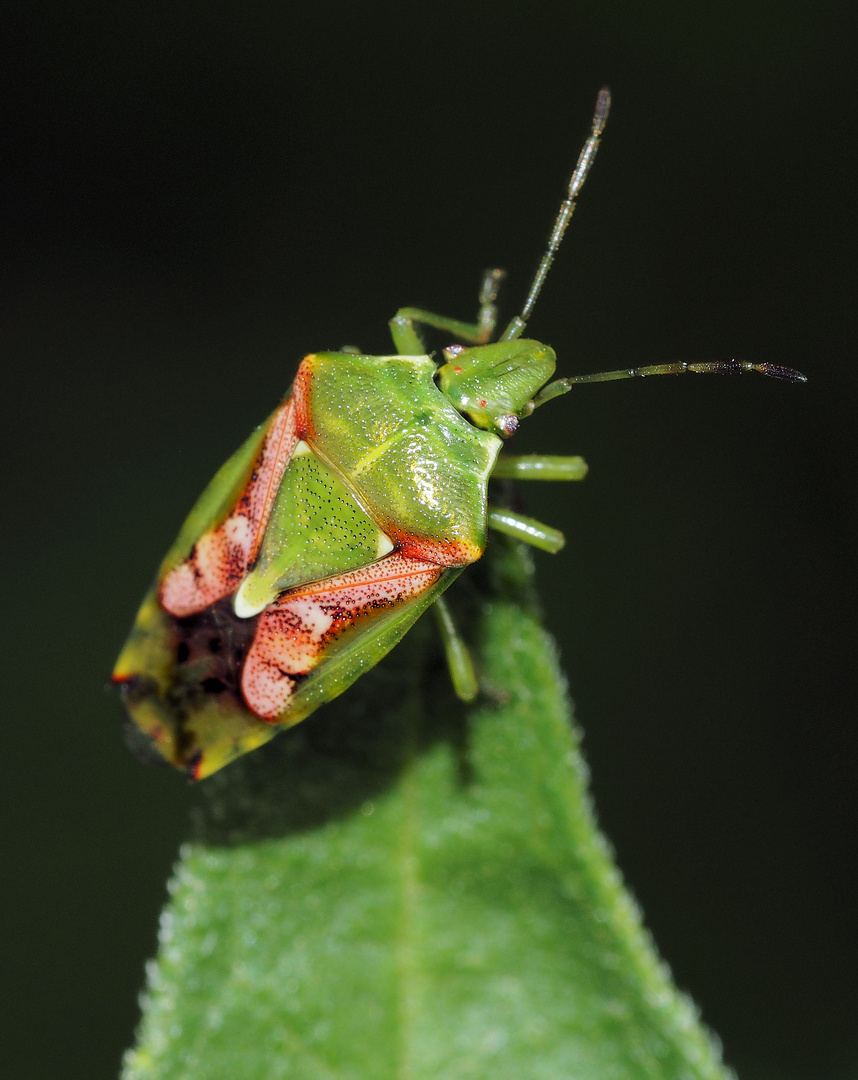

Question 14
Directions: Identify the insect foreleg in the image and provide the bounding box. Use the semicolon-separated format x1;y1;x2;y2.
389;269;505;353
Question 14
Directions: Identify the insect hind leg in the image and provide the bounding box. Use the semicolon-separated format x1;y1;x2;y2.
433;594;479;703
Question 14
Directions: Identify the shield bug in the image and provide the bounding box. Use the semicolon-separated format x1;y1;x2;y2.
113;89;804;780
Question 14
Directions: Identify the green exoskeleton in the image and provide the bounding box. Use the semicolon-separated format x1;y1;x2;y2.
113;89;804;779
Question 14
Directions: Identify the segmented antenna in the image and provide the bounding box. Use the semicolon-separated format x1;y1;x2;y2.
500;88;807;390
530;358;807;410
501;87;611;342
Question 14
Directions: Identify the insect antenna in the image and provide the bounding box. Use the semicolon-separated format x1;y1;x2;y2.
500;87;611;343
530;358;807;411
500;87;806;399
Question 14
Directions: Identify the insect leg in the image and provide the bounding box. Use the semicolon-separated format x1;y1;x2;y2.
432;594;479;703
487;507;565;553
389;269;505;353
492;454;588;481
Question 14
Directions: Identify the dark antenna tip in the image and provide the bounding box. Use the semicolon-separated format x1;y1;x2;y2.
593;87;611;133
756;363;808;384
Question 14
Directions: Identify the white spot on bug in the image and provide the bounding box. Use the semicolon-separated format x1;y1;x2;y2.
224;515;252;547
291;599;334;638
376;533;394;558
233;579;268;619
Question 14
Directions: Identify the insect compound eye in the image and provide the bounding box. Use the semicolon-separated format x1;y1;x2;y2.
442;344;467;361
497;414;520;438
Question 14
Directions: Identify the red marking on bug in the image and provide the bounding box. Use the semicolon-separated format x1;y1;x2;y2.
242;555;443;719
159;397;299;618
391;529;480;567
479;399;487;408
292;359;315;441
247;399;301;563
454;366;463;373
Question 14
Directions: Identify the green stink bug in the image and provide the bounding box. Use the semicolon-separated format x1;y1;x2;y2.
113;89;804;780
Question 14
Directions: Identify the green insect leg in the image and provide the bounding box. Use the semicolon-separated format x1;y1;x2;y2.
487;507;565;554
432;594;479;703
491;454;588;481
389;269;505;353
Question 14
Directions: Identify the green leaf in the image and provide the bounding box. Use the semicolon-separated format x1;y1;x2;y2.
123;537;732;1080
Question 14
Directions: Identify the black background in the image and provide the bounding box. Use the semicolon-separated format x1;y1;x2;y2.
2;3;855;1078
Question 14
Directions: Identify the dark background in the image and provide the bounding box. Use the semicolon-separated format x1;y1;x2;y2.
2;3;855;1078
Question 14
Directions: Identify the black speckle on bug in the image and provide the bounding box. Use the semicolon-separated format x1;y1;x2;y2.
168;597;260;710
117;596;264;773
